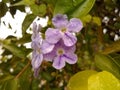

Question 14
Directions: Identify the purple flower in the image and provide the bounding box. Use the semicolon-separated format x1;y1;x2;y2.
44;40;77;69
31;22;42;50
31;47;44;70
31;22;54;77
45;14;83;46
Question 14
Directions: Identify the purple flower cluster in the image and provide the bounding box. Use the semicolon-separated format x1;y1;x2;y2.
31;14;83;76
31;22;54;76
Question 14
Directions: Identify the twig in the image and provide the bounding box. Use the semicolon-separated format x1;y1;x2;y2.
15;61;31;79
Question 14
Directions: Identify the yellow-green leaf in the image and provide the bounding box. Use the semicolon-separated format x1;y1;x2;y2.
81;14;92;25
88;71;120;90
92;16;101;26
67;70;97;90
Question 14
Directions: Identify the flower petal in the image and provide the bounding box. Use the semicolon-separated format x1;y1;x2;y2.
63;32;77;46
52;14;68;28
52;56;65;69
67;18;83;33
31;33;41;40
41;40;54;54
64;45;76;53
33;22;42;33
54;39;76;53
63;53;77;64
31;51;43;69
33;22;37;33
43;51;56;62
45;28;61;44
31;36;42;50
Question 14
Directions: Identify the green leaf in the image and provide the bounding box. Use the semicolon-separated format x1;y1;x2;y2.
30;4;46;16
70;0;96;18
19;66;32;90
11;0;34;6
0;39;26;58
54;0;74;15
88;71;120;90
95;53;120;79
0;2;8;18
44;0;57;6
4;79;18;90
67;70;97;90
102;40;120;54
0;74;14;83
0;71;19;89
81;14;92;25
22;14;36;35
0;77;18;90
54;0;95;18
54;0;84;16
16;34;31;44
72;0;84;6
110;53;120;64
92;16;101;26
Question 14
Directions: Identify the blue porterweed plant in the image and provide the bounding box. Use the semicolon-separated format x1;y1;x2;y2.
1;0;120;89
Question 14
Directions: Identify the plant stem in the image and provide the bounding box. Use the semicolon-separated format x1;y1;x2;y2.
15;61;31;79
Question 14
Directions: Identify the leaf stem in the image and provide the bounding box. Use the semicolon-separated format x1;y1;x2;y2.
15;61;31;79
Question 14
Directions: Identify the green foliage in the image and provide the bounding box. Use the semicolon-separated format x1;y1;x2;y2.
12;0;47;16
81;14;101;26
92;16;101;26
30;4;46;16
0;39;26;58
0;74;18;90
22;14;36;35
11;0;34;6
16;34;31;44
2;78;18;90
81;14;92;24
0;74;14;84
54;0;75;15
69;0;96;18
0;2;8;18
54;0;96;18
102;40;120;54
18;65;32;90
95;53;120;79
